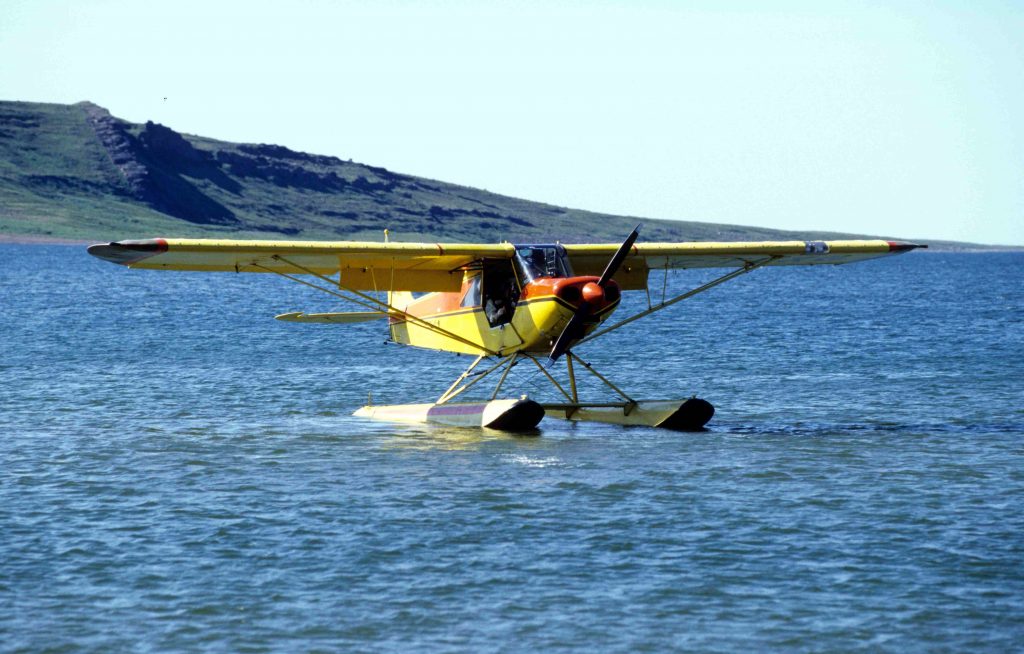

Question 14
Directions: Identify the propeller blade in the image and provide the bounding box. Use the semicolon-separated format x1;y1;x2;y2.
548;311;588;364
548;225;642;363
597;224;641;287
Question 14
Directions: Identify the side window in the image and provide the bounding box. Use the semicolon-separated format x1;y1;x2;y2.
460;274;482;308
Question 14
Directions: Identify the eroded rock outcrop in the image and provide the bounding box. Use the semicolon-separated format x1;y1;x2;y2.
81;103;237;226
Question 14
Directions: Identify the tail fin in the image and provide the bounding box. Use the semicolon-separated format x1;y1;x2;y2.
388;290;414;312
385;290;414;344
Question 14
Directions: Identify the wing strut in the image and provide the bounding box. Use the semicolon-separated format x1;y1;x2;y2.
437;354;524;404
577;256;777;347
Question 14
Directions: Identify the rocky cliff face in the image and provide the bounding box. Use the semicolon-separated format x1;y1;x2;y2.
76;101;545;238
82;103;237;226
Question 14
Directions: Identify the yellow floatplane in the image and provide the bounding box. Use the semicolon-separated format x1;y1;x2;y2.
88;228;925;431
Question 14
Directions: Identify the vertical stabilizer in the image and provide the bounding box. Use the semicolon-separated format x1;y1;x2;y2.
388;291;414;311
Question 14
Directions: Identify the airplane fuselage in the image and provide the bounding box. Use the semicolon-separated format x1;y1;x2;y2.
389;245;621;356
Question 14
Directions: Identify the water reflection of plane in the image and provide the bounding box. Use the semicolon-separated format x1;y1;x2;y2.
376;424;545;453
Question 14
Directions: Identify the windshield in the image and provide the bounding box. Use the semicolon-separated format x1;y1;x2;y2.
512;245;573;283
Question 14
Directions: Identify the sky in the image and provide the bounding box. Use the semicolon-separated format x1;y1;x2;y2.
2;0;1022;245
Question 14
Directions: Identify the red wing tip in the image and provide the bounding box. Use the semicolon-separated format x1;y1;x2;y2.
87;238;168;265
887;241;928;252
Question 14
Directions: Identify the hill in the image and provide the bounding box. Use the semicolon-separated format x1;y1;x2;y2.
0;100;984;247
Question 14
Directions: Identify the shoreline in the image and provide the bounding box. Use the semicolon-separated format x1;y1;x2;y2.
0;234;94;245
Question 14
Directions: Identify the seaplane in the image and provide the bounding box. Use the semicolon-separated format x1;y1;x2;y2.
88;227;925;431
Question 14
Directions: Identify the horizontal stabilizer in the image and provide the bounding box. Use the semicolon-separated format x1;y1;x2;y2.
275;311;387;323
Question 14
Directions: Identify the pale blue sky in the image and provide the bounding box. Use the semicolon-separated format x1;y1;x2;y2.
2;0;1022;244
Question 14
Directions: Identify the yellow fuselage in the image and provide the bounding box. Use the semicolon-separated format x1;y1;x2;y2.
389;272;619;356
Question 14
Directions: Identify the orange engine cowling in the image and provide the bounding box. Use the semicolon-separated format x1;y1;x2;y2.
544;276;621;313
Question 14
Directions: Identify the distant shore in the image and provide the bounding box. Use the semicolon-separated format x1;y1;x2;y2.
0;234;93;244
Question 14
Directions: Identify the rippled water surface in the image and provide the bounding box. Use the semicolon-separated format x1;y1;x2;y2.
2;245;1023;652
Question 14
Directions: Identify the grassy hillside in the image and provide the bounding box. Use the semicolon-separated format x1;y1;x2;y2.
0;100;978;247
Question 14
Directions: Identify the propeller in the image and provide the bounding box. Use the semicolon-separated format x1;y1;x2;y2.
548;224;640;364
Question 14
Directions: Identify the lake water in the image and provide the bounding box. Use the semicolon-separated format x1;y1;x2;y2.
2;245;1022;652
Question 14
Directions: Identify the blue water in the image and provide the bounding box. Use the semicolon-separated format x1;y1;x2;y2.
2;245;1023;652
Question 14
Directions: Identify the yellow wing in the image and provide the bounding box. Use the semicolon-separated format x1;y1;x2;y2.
87;237;925;293
87;238;513;292
566;239;927;290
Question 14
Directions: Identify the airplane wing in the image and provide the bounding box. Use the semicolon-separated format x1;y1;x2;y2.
565;239;927;289
88;237;925;293
87;238;513;292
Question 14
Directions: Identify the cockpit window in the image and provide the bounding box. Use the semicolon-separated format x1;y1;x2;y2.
513;245;573;283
